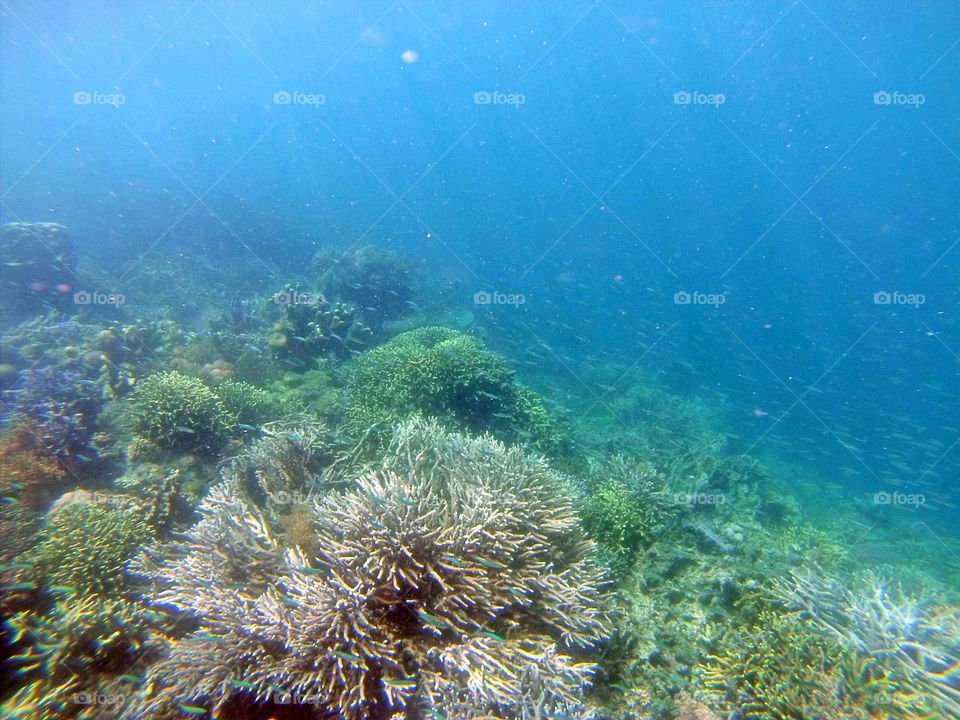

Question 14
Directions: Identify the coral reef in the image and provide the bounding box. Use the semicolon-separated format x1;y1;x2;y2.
128;370;235;454
266;285;373;366
28;501;151;596
0;222;78;322
579;455;672;578
771;566;960;717
3;596;163;720
346;327;571;454
4;365;103;463
130;418;609;719
0;426;71;561
215;378;283;426
698;604;934;719
223;417;337;512
311;245;416;328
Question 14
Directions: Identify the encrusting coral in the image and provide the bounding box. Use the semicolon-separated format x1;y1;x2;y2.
130;418;609;719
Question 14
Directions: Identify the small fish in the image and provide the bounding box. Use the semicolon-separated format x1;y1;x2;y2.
397;497;417;507
176;704;207;716
230;679;256;690
447;557;468;568
417;609;448;628
330;649;362;663
119;674;142;684
383;677;417;688
480;630;506;642
475;557;506;570
609;683;632;692
172;426;196;434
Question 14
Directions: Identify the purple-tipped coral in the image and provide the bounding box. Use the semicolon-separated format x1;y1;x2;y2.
4;366;100;462
131;418;609;719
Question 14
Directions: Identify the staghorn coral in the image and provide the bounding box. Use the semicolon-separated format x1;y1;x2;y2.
771;567;960;717
3;596;163;720
128;370;235;454
223;416;338;512
130;418;609;719
28;501;151;596
697;604;934;719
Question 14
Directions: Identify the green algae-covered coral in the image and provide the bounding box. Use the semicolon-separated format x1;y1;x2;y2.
214;378;282;426
130;418;609;719
580;455;671;578
698;604;934;719
30;502;151;596
128;370;235;453
346;326;570;454
771;567;960;718
3;597;160;720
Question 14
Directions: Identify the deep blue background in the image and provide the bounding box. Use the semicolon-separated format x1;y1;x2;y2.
2;2;958;530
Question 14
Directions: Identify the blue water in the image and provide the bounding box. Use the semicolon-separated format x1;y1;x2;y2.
2;2;960;717
6;2;956;524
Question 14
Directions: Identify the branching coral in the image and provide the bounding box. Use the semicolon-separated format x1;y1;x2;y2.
3;596;161;720
128;370;235;454
697;605;931;719
579;455;672;578
130;418;609;719
223;417;337;511
346;327;571;455
29;501;151;596
214;378;283;426
771;567;960;717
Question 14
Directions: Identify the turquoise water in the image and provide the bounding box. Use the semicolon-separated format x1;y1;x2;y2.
1;3;958;719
